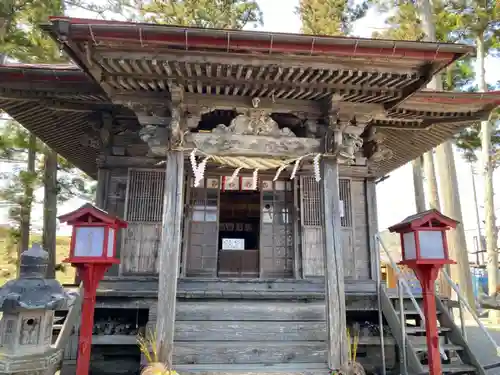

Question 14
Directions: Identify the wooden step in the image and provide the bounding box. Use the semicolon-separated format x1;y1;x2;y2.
405;326;451;334
422;363;476;373
402;308;442;315
175;363;330;375
413;343;463;351
358;335;450;346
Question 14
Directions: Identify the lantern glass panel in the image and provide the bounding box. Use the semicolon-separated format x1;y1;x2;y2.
107;228;115;257
74;226;105;257
403;232;417;260
418;230;445;259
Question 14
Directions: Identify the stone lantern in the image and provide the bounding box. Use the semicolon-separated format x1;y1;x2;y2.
0;243;72;375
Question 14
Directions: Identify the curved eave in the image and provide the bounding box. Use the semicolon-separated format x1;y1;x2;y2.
372;90;500;175
44;16;473;61
2;65;499;178
40;17;474;110
0;64;106;98
0;99;99;178
373;122;465;176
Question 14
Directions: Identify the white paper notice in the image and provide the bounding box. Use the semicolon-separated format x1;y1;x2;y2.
222;238;245;250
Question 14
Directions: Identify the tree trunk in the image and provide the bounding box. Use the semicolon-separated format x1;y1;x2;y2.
423;151;440;209
412;157;426;212
435;142;474;303
477;35;498;319
470;163;484;265
418;0;474;303
42;148;58;279
18;133;36;276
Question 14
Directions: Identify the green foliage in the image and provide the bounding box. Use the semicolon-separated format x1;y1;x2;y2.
455;125;499;162
57;154;96;203
0;226;73;285
443;58;475;91
446;0;499;55
296;0;368;36
371;1;424;40
0;0;65;62
140;0;263;28
371;0;462;42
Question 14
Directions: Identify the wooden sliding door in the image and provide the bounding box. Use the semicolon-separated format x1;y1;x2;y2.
299;175;354;278
260;180;294;278
183;177;219;277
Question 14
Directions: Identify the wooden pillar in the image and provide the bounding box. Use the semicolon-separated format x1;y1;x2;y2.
156;150;185;364
321;158;348;370
95;168;109;209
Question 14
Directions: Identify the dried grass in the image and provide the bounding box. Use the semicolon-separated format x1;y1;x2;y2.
138;329;177;375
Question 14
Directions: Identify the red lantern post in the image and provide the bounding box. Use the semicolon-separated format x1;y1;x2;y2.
59;203;127;375
388;209;458;375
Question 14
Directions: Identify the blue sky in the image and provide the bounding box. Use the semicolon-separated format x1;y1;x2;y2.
1;0;499;237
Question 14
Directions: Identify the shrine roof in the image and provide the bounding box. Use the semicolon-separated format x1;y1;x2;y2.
388;209;459;232
1;62;500;178
0;18;499;177
41;17;474;108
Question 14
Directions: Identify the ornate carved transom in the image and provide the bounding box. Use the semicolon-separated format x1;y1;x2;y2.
211;97;295;137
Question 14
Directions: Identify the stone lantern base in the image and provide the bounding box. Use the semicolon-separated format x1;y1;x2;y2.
0;348;63;375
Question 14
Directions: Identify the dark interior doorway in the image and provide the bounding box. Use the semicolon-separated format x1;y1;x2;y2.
217;190;260;278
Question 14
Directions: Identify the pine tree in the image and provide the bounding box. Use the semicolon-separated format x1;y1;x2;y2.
447;0;500;321
0;121;40;277
296;0;368;36
0;0;96;279
140;0;263;28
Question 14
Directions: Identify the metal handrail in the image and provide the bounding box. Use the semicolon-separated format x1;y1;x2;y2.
376;234;448;360
441;270;500;356
375;246;387;375
398;278;408;375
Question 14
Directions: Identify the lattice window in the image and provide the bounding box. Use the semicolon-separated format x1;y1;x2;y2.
188;177;218;223
125;169;165;222
339;179;352;228
300;177;352;227
301;176;322;226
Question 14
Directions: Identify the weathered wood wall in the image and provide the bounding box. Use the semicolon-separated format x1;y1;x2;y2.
350;178;370;279
103;165;373;279
300;175;370;280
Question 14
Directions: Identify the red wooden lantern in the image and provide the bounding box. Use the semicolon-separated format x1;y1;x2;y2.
388;208;458;267
59;203;127;265
388;209;458;375
59;203;127;375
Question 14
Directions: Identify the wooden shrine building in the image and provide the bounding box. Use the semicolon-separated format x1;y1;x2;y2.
1;17;500;375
